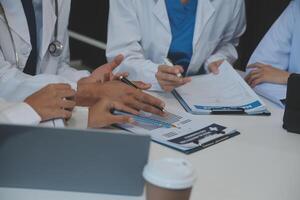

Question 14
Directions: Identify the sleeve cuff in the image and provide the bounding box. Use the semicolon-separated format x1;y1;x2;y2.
1;103;41;125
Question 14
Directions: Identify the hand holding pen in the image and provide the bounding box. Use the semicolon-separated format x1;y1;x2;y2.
118;76;167;114
156;58;192;92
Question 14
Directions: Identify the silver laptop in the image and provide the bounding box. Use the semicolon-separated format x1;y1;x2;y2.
0;124;150;196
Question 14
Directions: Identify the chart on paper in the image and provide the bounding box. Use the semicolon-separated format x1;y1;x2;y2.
121;111;182;131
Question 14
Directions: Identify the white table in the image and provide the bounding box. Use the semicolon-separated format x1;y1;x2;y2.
1;93;300;200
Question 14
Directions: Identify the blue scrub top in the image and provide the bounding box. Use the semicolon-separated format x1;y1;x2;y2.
165;0;198;75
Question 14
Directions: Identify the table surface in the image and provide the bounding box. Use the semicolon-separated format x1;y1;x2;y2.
1;92;300;200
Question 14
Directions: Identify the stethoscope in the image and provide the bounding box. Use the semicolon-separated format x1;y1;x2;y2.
0;0;63;68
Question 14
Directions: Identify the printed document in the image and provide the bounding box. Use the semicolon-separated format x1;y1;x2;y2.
174;61;269;115
116;109;239;154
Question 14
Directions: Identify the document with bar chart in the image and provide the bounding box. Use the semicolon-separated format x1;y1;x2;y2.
115;110;240;154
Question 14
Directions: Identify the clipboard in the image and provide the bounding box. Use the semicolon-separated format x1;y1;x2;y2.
173;61;271;116
172;90;271;116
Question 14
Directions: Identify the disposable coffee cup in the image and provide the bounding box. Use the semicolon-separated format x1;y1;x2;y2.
143;158;197;200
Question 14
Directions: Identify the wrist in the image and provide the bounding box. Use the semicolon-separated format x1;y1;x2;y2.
282;72;291;84
75;83;105;107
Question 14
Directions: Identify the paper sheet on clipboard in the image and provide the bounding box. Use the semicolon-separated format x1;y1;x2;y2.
174;61;270;115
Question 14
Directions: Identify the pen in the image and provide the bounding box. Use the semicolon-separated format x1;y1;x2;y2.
119;76;166;112
112;110;178;128
119;76;139;89
163;58;182;78
210;107;245;115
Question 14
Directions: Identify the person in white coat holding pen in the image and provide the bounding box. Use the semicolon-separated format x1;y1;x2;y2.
107;0;246;91
0;0;166;116
245;0;300;107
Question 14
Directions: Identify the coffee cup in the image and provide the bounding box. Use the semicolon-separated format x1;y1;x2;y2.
143;158;197;200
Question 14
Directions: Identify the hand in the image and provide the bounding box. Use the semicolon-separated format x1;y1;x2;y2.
156;65;191;92
76;80;166;116
24;84;76;122
208;60;224;74
78;54;128;84
88;99;137;128
245;63;290;87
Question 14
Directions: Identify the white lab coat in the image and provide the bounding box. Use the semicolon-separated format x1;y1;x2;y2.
0;0;89;102
247;0;300;106
107;0;246;90
0;98;41;125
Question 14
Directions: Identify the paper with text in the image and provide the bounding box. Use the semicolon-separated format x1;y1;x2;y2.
174;61;268;114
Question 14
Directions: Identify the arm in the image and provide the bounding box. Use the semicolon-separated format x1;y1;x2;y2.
245;1;297;98
0;83;76;125
106;0;161;90
204;0;246;71
247;1;297;72
0;99;41;125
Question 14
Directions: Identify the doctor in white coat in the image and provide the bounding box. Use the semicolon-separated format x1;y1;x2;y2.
0;0;89;101
245;0;300;105
0;0;166;116
107;0;246;91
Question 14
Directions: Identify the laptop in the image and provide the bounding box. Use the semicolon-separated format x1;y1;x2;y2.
0;124;151;196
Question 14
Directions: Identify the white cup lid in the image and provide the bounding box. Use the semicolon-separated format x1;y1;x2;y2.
143;158;197;190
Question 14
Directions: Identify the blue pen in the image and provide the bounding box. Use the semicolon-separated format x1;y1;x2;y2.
112;110;177;128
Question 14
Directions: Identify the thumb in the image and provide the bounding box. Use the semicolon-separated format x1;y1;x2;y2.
109;115;134;125
209;64;219;74
108;54;124;71
133;81;152;90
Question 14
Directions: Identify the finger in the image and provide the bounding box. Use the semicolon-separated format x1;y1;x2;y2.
131;99;165;116
162;86;176;93
247;73;263;87
51;109;73;120
138;92;165;108
134;93;166;115
158;77;191;87
107;54;124;71
111;101;140;115
251;78;264;87
108;115;134;125
209;65;220;74
245;70;260;82
156;71;188;84
247;63;266;69
245;70;262;84
57;89;76;98
158;65;183;75
48;83;72;90
132;81;152;90
58;99;76;110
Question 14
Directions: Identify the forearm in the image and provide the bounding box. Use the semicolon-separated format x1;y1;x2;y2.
0;102;41;125
75;82;103;107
